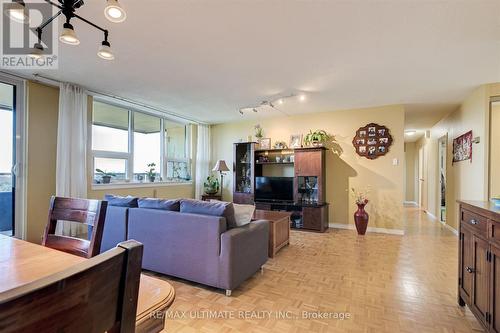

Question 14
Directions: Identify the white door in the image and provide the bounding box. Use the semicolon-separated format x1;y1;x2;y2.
418;146;425;207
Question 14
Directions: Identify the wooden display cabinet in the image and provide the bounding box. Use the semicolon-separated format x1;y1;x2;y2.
458;201;500;332
233;142;256;204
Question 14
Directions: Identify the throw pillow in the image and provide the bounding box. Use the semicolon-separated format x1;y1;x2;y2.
232;203;255;227
138;198;180;211
210;200;255;227
104;194;139;207
180;199;237;228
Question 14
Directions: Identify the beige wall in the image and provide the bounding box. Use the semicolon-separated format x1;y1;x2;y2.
404;142;418;202
25;82;59;243
212;105;405;230
416;84;499;231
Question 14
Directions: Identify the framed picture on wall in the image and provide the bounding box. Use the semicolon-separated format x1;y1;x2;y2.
452;130;472;163
259;138;271;150
289;134;303;148
352;123;393;159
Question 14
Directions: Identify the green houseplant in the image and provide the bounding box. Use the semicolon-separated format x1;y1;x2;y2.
254;124;264;140
95;169;115;184
204;174;220;195
304;130;331;147
146;163;156;182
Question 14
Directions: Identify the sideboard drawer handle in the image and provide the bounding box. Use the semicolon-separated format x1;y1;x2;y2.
470;219;478;225
466;266;475;273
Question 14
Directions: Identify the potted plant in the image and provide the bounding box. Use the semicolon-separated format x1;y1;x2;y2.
351;187;370;235
95;169;115;184
304;129;331;147
204;174;220;195
146;163;156;182
254;124;264;143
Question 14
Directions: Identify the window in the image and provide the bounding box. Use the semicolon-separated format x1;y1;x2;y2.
91;100;191;185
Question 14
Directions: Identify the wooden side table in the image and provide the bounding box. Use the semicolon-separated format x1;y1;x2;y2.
201;194;222;201
253;210;291;258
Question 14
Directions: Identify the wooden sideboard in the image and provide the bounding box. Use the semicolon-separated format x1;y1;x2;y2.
457;201;500;332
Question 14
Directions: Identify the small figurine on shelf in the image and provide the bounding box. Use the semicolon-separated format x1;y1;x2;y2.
274;141;288;149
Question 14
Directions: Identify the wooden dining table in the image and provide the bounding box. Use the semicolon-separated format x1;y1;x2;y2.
0;234;175;333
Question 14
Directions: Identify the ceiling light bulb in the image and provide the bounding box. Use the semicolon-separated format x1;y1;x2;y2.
104;0;126;23
97;40;114;60
299;94;306;102
278;99;284;105
59;23;80;45
5;1;29;24
28;42;44;59
405;130;416;136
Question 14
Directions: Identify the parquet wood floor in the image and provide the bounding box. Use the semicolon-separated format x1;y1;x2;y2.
151;208;483;332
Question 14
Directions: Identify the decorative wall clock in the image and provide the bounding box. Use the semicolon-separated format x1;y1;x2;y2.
352;123;393;159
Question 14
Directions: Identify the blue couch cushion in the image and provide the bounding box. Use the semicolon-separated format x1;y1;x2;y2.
104;194;138;207
180;199;237;228
138;198;180;211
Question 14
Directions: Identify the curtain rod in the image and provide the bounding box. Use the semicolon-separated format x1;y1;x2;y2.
0;70;206;125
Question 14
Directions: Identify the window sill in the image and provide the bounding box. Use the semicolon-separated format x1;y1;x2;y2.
91;181;193;191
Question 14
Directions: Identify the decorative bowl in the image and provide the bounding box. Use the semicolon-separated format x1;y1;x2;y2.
491;198;500;207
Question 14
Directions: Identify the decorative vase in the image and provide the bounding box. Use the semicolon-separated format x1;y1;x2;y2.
354;203;369;235
149;176;155;183
102;175;111;184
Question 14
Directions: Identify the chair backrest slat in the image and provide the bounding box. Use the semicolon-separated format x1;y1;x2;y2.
43;196;108;258
0;240;143;333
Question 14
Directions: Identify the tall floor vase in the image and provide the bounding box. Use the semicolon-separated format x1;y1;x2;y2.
354;203;369;235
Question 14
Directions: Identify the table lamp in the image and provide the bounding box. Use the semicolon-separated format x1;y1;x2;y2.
212;160;230;200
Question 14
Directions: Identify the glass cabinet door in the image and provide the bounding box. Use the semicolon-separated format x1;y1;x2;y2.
234;143;253;193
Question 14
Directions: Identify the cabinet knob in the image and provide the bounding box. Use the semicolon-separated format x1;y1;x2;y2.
469;219;478;225
466;266;475;273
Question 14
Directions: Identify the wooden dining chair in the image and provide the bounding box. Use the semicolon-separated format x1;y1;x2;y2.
42;196;108;258
0;240;143;333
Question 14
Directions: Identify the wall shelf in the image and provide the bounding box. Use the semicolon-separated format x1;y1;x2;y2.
255;162;294;165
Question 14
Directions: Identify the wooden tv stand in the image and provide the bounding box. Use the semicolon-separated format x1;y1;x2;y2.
233;143;329;232
255;201;329;232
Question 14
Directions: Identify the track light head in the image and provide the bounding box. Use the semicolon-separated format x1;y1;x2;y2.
104;0;126;23
59;22;80;45
28;42;44;59
97;39;114;60
5;0;29;24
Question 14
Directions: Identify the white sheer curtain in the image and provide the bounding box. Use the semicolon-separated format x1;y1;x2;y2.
55;83;88;236
195;124;211;199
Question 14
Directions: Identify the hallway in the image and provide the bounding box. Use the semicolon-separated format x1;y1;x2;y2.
156;207;483;332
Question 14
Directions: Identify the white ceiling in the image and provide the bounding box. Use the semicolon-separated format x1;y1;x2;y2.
19;0;500;124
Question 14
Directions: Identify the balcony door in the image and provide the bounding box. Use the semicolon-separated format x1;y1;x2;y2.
0;82;15;236
0;76;25;239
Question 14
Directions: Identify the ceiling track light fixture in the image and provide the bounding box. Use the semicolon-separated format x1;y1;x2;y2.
23;0;126;61
238;92;308;116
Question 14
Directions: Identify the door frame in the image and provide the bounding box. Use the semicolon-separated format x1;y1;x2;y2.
438;134;448;222
0;73;27;239
418;146;425;208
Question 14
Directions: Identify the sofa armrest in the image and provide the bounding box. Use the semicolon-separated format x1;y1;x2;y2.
219;220;269;291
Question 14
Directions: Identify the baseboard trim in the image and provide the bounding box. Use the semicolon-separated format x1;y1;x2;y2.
403;201;418;206
328;223;405;236
443;222;458;236
424;211;458;236
425;211;438;220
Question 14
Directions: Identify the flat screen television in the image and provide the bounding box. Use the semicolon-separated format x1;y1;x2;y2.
255;177;294;202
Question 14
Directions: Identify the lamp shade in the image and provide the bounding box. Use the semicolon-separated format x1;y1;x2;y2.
212;160;230;172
